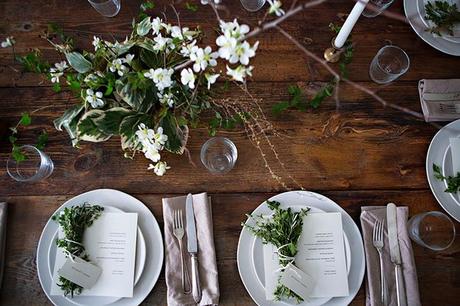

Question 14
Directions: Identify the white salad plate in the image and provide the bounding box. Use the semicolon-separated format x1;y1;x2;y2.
404;0;460;56
237;191;365;306
37;189;164;306
426;119;460;222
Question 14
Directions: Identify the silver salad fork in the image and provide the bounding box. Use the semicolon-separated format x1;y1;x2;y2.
173;209;191;294
373;218;388;305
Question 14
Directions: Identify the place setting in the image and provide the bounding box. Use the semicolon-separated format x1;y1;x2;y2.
1;0;460;305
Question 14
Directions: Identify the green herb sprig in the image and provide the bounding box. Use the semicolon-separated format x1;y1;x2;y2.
425;1;460;36
52;203;104;297
243;200;310;302
9;112;48;162
272;23;353;115
433;163;460;193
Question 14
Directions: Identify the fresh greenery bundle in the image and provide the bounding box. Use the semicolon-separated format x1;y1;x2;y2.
20;3;258;176
425;0;460;36
52;203;104;297
433;163;460;193
243;200;310;302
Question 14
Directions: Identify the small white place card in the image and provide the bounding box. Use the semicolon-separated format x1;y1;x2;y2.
58;256;102;289
51;212;138;298
279;263;314;300
450;137;460;175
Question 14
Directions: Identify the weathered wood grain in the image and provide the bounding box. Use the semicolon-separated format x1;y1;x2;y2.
0;192;458;306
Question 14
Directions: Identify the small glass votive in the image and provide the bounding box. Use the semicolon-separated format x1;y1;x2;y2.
407;211;456;251
240;0;266;12
369;45;410;84
200;137;238;174
88;0;121;17
7;145;54;182
362;0;395;18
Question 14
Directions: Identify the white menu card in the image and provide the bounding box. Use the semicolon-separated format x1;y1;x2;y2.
263;212;349;300
51;212;138;298
450;137;460;174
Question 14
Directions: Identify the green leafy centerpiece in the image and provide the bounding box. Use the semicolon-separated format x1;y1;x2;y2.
243;200;310;302
52;203;104;297
37;9;258;176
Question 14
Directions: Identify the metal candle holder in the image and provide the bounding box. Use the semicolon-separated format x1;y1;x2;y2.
323;36;344;63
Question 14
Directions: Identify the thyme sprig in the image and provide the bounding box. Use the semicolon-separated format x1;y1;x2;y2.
52;203;104;297
425;1;460;36
243;200;309;302
433;163;460;193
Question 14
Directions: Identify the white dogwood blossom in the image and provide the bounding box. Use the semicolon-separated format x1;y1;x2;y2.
49;61;68;83
153;34;173;51
180;40;197;57
109;58;129;76
190;46;218;72
226;65;253;82
268;0;285;16
85;89;105;108
136;124;169;174
144;68;174;91
148;161;170;176
92;36;102;51
158;92;175;107
180;68;196;89
1;36;15;48
205;73;219;89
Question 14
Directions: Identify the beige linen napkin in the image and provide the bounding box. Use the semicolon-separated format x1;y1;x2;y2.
0;202;7;289
162;193;219;306
418;79;460;122
360;206;421;306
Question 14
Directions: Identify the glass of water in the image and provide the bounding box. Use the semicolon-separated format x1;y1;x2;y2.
240;0;266;12
369;45;410;84
200;137;238;174
362;0;394;18
7;145;54;182
407;211;456;251
88;0;121;17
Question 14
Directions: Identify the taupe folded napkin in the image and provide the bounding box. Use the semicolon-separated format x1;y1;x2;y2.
162;193;219;306
419;79;460;122
0;202;7;289
360;206;421;306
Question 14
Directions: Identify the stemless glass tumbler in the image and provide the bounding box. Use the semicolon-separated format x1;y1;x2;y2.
369;45;410;84
362;0;395;18
88;0;121;17
7;145;54;182
240;0;266;12
407;211;456;251
200;137;238;174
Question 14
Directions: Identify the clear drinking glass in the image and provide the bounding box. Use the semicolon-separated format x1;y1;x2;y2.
407;211;456;251
88;0;121;17
369;45;410;84
362;0;395;18
240;0;266;12
7;145;54;182
200;137;238;174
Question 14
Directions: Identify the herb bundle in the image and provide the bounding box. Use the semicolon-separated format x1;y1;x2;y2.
425;1;460;36
243;200;309;302
433;163;460;193
52;203;104;297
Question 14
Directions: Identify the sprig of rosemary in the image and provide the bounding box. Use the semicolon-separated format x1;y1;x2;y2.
52;203;104;297
243;200;310;302
433;163;460;193
425;1;460;36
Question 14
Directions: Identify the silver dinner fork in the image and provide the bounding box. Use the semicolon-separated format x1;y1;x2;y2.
173;209;191;294
373;219;387;305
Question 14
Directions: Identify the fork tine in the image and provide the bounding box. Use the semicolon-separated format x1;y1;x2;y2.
174;210;178;229
373;220;377;241
378;219;383;241
179;210;183;229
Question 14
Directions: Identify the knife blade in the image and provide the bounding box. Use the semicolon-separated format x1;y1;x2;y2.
387;203;407;306
185;193;202;303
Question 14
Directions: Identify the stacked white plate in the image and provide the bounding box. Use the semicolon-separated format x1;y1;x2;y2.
404;0;460;56
37;189;164;306
237;191;365;306
426;119;460;222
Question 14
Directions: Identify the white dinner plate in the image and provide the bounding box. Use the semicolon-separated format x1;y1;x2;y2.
404;0;460;56
237;191;365;306
426;119;460;222
46;205;147;306
37;189;164;306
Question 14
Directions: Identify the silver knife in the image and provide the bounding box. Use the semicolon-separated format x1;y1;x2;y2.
186;193;202;303
387;203;407;306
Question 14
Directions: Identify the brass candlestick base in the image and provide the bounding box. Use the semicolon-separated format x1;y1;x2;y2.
324;36;343;63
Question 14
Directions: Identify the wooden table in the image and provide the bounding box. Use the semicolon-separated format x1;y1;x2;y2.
0;0;459;305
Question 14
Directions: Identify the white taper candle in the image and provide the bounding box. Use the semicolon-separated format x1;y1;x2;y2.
334;0;369;48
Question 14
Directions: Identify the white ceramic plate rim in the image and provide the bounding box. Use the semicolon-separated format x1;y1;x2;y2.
37;189;164;306
45;205;147;306
404;0;460;56
237;191;365;306
426;119;460;222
